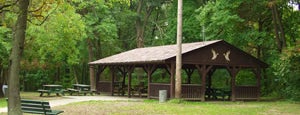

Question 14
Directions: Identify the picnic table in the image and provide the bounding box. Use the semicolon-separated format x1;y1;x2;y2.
38;85;65;97
206;88;231;101
67;84;95;96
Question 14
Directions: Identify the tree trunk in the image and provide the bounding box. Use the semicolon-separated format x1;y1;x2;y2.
0;68;3;96
270;1;286;52
175;0;183;99
8;0;29;114
135;0;154;48
87;38;96;90
270;4;282;52
136;0;144;48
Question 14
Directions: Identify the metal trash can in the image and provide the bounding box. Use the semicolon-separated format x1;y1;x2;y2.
159;90;167;103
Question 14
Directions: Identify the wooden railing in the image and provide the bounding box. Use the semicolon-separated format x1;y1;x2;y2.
149;83;202;100
235;86;259;100
149;83;170;98
182;84;202;100
96;81;112;92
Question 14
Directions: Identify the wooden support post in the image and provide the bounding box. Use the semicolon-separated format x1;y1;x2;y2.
184;68;194;84
253;68;261;101
231;73;236;101
96;66;106;94
110;66;115;96
95;66;100;94
167;63;176;98
127;66;135;98
118;66;128;96
206;68;215;98
196;65;213;101
226;66;240;101
89;65;96;92
128;70;131;98
147;70;151;98
143;64;157;98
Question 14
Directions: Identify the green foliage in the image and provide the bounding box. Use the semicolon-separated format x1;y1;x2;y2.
163;1;203;44
236;70;257;86
22;70;51;90
211;69;230;89
196;0;244;41
26;2;85;65
272;47;300;101
0;26;11;67
0;0;299;101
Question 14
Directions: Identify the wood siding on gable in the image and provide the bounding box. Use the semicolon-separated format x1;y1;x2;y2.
179;42;265;67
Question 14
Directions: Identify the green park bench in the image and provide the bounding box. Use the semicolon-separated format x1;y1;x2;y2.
20;99;64;115
6;99;64;115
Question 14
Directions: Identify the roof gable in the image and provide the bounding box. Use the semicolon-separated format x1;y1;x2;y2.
89;40;268;68
174;41;268;68
89;40;220;65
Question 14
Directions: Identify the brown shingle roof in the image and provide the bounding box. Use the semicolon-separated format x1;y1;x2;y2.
89;40;221;65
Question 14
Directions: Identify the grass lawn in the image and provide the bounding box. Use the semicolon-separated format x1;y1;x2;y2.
0;92;68;108
52;100;300;115
1;92;300;115
0;98;5;108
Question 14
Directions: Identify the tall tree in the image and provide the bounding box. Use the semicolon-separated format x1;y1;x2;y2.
8;0;29;114
70;0;118;88
175;0;182;99
269;0;286;52
134;0;168;47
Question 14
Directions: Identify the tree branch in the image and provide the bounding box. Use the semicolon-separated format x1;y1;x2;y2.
0;0;19;11
28;0;46;13
27;2;60;26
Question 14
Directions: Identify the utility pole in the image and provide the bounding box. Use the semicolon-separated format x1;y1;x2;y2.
175;0;183;99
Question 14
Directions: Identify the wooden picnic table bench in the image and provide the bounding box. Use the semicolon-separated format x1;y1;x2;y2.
37;89;50;97
67;84;95;96
205;88;231;101
37;85;65;97
20;99;64;115
212;88;231;101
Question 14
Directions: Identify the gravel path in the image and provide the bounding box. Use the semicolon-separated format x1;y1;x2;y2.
0;96;143;113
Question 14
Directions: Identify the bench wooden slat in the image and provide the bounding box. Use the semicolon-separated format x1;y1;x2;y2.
22;107;52;112
20;99;63;115
22;110;46;114
22;99;47;102
21;103;51;109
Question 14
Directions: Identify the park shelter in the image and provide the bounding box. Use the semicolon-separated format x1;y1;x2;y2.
89;40;268;101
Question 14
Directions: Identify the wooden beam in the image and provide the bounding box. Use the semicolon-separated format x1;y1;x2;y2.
143;64;157;76
252;68;261;101
109;66;116;96
206;68;216;94
95;65;106;94
96;65;107;82
127;65;135;98
143;64;157;98
184;68;194;84
166;63;175;98
117;66;128;96
196;65;213;101
226;66;240;101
